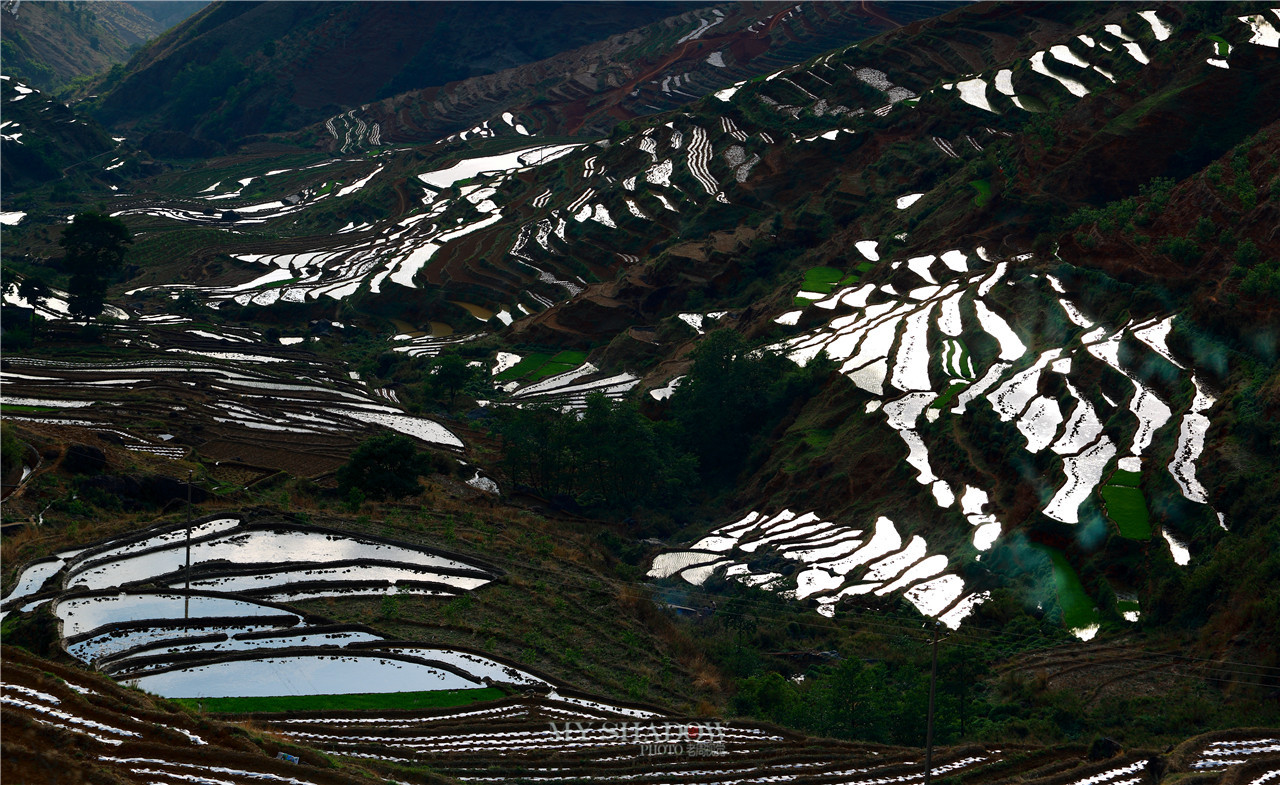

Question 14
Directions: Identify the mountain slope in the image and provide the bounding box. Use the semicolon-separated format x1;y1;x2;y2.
82;1;715;151
2;1;1280;773
0;0;200;91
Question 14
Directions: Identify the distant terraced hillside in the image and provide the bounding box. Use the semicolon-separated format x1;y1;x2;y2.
79;1;718;152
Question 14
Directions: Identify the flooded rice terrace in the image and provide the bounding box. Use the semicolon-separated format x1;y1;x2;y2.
0;513;578;700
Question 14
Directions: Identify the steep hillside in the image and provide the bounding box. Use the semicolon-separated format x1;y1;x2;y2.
3;1;1280;780
359;2;960;145
0;75;116;191
0;0;203;91
81;1;715;152
80;1;956;154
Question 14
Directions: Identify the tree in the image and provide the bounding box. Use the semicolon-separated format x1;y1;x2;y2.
491;394;693;511
60;212;131;319
17;275;49;309
430;353;477;405
669;329;832;485
335;433;424;500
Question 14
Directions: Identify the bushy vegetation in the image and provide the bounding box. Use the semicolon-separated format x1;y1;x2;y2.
494;394;694;511
60;211;131;319
670;330;834;486
492;330;834;511
336;433;435;501
1066;176;1174;243
1;424;25;476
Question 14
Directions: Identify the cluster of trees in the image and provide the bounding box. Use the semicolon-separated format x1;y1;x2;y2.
2;212;130;342
492;330;834;511
493;395;694;510
1066;176;1175;245
335;432;460;505
357;349;483;411
732;654;988;746
61;211;131;319
336;330;834;512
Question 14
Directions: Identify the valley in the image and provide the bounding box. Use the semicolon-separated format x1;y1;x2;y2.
2;2;1279;783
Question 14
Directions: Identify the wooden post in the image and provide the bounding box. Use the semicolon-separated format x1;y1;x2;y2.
924;620;940;785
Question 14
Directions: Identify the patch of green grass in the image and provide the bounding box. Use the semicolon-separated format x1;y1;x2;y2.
1205;34;1230;57
1109;469;1141;487
930;381;967;410
495;350;588;383
1115;598;1140;613
174;686;505;714
855;261;874;273
801;428;833;451
794;296;818;308
494;353;551;381
969;179;992;207
527;362;577;381
800;266;845;295
549;350;587;365
0;404;59;413
783;428;834;472
260;277;299;290
1100;485;1151;539
1036;546;1100;631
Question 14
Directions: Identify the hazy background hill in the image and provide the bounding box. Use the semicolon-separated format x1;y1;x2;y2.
80;1;710;151
0;0;207;90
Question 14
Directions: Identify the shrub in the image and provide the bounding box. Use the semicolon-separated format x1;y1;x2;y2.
1158;235;1202;265
336;433;424;500
1235;239;1261;268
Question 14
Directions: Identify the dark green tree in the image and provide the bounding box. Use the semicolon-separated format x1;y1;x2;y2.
576;393;694;509
430;353;477;405
60;212;131;319
669;329;833;484
492;393;693;510
335;432;424;500
17;275;50;309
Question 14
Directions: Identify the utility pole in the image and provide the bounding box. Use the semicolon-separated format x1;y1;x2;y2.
183;470;192;620
923;620;941;785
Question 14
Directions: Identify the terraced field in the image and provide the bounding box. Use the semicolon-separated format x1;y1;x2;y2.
4;6;1279;779
75;6;1276;336
651;241;1221;635
5;646;1276;785
0;317;463;479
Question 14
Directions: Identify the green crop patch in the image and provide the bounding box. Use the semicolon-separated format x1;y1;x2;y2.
494;353;552;381
1035;546;1100;631
800;266;846;295
855;261;875;273
174;686;505;714
1100;485;1151;539
527;362;578;381
495;350;588;382
930;381;967;410
1109;469;1141;487
970;179;992;207
549;350;587;365
261;277;300;290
